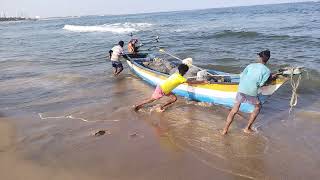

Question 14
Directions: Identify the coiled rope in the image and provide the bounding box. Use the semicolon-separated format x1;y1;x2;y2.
289;68;302;113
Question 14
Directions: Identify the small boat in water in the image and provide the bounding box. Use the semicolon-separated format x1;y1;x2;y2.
125;53;291;113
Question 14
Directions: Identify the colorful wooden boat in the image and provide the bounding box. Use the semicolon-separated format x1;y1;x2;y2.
125;53;288;113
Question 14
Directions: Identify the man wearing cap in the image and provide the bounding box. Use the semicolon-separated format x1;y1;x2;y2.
222;50;273;135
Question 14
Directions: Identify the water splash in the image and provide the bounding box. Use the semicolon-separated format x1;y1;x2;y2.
63;22;153;33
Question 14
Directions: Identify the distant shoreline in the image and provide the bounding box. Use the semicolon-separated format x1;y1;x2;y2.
0;17;37;22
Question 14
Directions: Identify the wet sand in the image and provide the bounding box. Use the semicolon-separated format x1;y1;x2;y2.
0;114;246;180
1;73;319;180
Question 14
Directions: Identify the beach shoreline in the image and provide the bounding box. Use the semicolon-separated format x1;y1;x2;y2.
1;2;320;179
1;94;319;180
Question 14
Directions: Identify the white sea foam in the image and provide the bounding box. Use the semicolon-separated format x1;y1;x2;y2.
63;22;153;34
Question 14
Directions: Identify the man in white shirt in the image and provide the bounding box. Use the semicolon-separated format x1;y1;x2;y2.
109;41;125;76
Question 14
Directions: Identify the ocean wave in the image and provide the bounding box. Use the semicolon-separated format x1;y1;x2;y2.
200;30;295;40
63;22;153;33
213;30;260;38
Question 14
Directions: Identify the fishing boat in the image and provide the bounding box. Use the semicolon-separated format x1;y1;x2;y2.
125;53;297;113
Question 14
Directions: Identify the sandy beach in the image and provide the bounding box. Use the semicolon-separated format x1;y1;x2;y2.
1;2;320;179
0;112;247;180
1;85;320;180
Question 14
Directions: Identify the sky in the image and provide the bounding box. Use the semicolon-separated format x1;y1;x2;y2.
0;0;312;18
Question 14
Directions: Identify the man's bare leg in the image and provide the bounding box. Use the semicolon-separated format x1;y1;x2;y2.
113;67;118;76
115;66;123;76
243;104;261;134
133;98;156;111
159;94;177;112
221;102;241;135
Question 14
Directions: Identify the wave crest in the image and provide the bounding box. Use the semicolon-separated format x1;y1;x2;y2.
214;30;260;38
196;30;292;40
63;22;153;33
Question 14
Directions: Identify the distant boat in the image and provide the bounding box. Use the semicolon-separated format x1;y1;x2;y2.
125;53;290;113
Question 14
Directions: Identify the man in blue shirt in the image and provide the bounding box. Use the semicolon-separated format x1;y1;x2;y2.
222;50;272;135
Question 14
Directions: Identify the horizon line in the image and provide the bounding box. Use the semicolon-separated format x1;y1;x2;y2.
9;0;317;19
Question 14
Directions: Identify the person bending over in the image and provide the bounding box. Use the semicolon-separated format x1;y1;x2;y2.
134;64;207;112
222;50;275;135
109;41;125;76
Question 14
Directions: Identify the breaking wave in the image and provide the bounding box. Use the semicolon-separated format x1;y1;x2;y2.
197;30;307;41
213;30;261;38
63;22;153;33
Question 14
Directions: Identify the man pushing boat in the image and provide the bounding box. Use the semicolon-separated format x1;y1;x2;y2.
133;63;207;112
109;41;125;76
222;50;276;135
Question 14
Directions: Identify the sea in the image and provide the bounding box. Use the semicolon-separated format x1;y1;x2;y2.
1;1;320;179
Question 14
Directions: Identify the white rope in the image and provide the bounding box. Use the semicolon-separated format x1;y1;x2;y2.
289;68;302;113
38;113;120;123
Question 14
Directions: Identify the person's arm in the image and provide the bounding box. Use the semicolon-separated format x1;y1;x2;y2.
260;71;272;87
109;50;113;59
118;48;124;56
264;73;278;85
120;48;128;58
268;73;277;81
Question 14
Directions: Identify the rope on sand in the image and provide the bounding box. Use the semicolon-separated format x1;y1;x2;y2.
38;113;120;123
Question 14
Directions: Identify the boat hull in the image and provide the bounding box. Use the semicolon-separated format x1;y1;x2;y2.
126;58;287;113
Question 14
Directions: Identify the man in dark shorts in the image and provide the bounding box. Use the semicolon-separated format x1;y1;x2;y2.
109;41;124;76
222;50;273;135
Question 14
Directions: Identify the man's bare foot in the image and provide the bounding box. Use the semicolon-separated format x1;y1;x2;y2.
158;107;166;113
243;128;255;134
133;105;140;112
220;129;228;135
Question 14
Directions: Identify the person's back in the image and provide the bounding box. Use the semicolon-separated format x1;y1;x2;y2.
238;63;271;96
222;49;272;135
160;72;187;95
128;39;138;54
111;44;124;61
128;43;134;53
134;63;207;112
109;41;125;76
